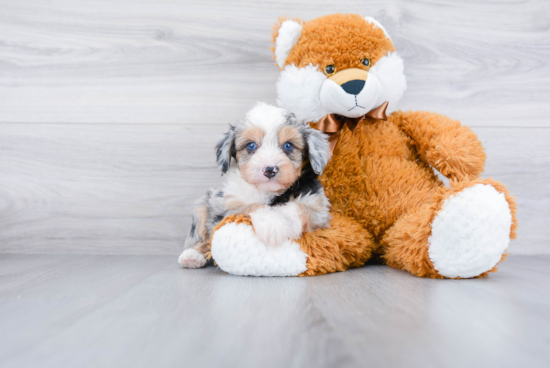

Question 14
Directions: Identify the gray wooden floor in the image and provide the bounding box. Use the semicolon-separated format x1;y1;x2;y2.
1;254;548;368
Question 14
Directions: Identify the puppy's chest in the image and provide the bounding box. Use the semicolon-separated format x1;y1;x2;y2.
269;165;321;206
224;186;274;207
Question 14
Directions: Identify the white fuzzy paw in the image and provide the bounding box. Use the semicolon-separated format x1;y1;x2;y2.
428;184;513;278
250;205;302;246
211;222;308;277
273;203;304;240
178;248;207;269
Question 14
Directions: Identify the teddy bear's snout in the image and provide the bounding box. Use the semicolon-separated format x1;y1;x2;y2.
341;80;366;95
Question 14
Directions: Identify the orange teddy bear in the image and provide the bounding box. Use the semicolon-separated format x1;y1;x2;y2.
210;13;517;278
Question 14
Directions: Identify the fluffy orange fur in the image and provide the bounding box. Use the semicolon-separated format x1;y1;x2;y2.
297;214;376;276
211;13;518;278
305;112;518;277
272;14;394;72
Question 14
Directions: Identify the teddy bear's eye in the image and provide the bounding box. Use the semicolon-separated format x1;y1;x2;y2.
362;58;371;67
324;65;336;76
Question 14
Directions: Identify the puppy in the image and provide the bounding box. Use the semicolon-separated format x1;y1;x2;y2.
178;102;332;269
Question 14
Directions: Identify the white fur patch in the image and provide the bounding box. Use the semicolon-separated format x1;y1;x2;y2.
369;52;407;114
364;16;391;39
223;167;275;206
178;248;207;269
295;191;331;229
276;64;329;123
320;74;384;118
275;20;302;68
428;184;513;278
250;204;302;246
211;222;308;277
244;102;287;133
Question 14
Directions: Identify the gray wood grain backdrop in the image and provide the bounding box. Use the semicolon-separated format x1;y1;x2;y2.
0;0;548;255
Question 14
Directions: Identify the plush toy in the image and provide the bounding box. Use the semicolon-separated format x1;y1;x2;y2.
210;13;517;278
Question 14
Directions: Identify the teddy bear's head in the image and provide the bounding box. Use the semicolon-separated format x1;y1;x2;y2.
272;13;407;123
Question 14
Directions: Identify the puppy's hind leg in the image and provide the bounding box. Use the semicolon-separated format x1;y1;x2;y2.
179;243;210;269
178;207;210;269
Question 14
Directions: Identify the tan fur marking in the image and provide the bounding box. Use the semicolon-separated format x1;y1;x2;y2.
278;126;304;151
236;125;264;150
224;196;264;216
329;68;369;85
236;125;265;164
193;241;211;256
297;204;312;232
238;161;262;187
240;204;264;215
224;195;245;212
276;158;301;189
196;205;209;240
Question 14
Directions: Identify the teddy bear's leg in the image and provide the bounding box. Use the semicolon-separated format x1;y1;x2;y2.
297;213;376;276
210;213;376;277
381;178;517;279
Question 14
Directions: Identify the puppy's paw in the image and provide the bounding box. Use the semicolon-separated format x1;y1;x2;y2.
178;248;207;269
250;207;295;246
273;203;304;240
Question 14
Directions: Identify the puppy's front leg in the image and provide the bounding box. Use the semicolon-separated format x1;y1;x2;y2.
250;203;306;246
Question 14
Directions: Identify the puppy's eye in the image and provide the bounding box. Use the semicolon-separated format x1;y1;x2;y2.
362;58;371;67
247;142;257;151
283;142;293;151
324;65;336;76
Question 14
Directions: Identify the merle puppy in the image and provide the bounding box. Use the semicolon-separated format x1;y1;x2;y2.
178;103;331;268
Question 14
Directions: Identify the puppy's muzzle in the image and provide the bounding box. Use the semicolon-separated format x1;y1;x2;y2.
263;166;278;178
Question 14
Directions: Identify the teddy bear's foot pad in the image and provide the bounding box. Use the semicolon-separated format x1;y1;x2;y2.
428;184;513;278
211;222;308;277
178;248;207;269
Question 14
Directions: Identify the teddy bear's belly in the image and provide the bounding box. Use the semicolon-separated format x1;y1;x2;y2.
322;149;443;239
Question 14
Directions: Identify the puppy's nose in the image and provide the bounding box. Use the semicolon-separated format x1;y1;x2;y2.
341;79;365;95
263;166;278;178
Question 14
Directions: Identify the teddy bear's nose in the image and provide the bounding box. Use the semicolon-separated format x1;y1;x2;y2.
341;79;365;95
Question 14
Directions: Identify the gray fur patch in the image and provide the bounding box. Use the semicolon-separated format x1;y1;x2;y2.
215;125;236;174
184;187;227;250
305;128;330;175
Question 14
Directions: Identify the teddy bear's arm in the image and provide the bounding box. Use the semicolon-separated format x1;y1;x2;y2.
395;111;486;181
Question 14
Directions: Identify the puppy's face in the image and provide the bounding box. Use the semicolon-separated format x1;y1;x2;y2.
216;103;330;193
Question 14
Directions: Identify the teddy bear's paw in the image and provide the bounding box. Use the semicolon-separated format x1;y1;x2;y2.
211;222;308;277
249;206;301;246
428;184;513;278
178;248;207;269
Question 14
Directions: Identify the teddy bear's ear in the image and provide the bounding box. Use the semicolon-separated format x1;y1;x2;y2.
271;17;303;68
364;16;391;40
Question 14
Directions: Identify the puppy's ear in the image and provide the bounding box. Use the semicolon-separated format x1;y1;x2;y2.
215;125;236;175
304;126;331;175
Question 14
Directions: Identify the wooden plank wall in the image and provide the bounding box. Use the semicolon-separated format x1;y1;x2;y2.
0;0;548;255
